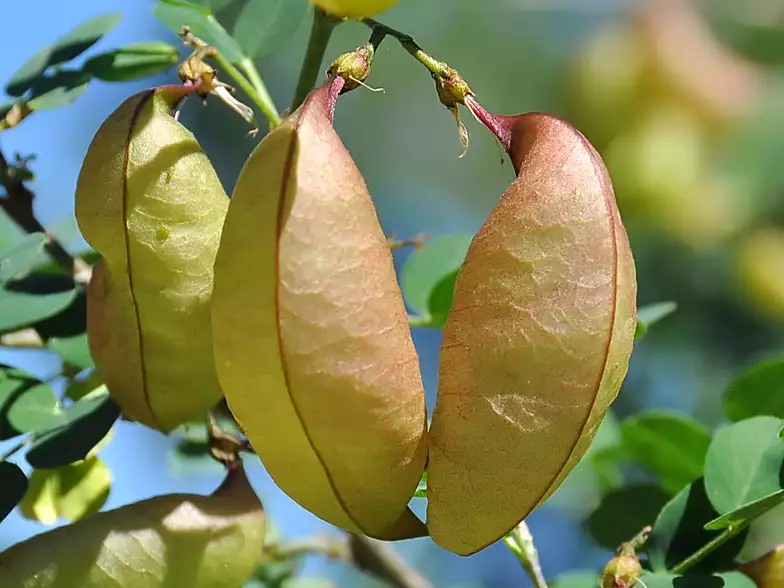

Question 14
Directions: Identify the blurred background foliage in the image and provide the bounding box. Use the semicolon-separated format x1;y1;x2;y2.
1;0;784;586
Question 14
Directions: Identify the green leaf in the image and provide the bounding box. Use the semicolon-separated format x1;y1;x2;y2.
154;0;245;64
0;287;77;333
5;47;52;97
233;0;309;59
586;485;670;550
704;416;784;515
0;462;28;523
84;41;179;82
4;13;121;97
0;367;40;441
6;383;64;433
426;270;459;329
48;13;123;66
401;233;473;324
0;233;47;284
705;488;784;531
550;571;599;588
648;478;749;573
413;470;427;498
620;410;712;494
19;457;111;525
27;70;92;111
638;572;756;588
635;301;677;340
26;387;120;469
48;333;94;370
725;355;784;421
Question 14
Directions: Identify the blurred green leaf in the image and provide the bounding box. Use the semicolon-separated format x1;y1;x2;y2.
413;470;427;499
703;1;784;66
4;13;121;97
401;233;472;324
0;462;28;523
49;13;123;66
64;371;102;402
27;70;92;111
639;572;755;588
233;0;309;59
620;410;711;494
5;48;52;97
19;457;111;525
48;333;94;370
0;287;76;333
26;387;120;469
6;383;63;433
704;416;784;516
0;233;47;284
648;478;748;573
84;41;179;82
550;571;599;588
426;270;459;329
705;489;784;531
725;355;784;421
0;367;40;441
586;484;670;550
635;302;677;340
154;0;245;64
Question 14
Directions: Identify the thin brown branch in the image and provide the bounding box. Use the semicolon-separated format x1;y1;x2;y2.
347;534;433;588
0;146;90;279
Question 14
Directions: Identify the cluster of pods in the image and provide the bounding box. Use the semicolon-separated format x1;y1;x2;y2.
73;66;637;556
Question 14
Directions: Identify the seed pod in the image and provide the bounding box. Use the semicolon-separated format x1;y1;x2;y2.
740;544;784;588
310;0;399;18
211;76;428;540
427;98;637;555
0;466;265;588
75;85;229;433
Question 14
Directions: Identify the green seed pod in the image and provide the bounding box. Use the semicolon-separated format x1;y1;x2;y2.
212;77;428;540
0;466;265;588
427;99;637;555
75;85;229;433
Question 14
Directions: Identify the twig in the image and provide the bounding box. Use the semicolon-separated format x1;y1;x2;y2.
347;534;433;588
0;146;90;279
670;521;750;575
291;8;340;111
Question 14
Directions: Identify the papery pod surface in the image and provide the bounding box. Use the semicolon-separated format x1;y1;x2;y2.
211;77;428;540
740;545;784;588
75;86;229;433
0;466;265;588
427;108;637;555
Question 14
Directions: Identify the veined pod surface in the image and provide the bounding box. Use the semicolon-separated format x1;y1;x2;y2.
212;77;428;540
75;85;229;433
0;466;265;588
427;100;637;555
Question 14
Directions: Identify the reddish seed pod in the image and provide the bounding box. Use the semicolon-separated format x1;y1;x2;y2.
426;97;638;555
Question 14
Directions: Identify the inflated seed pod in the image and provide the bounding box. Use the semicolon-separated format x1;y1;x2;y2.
75;85;228;433
211;76;428;540
427;98;637;555
310;0;399;18
0;466;265;588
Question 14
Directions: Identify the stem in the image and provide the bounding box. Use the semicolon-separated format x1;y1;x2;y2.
0;146;90;279
0;436;30;462
670;521;750;575
503;522;548;588
347;534;433;588
359;18;450;78
291;8;340;111
238;58;281;126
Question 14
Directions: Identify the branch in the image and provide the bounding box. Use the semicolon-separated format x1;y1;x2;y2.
291;8;340;111
347;534;433;588
0;146;90;280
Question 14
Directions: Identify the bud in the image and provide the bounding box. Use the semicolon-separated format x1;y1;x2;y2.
427;97;637;555
211;76;428;540
601;555;643;588
75;84;229;433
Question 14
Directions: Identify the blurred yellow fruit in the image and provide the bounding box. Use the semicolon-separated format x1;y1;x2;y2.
310;0;399;18
736;228;784;320
568;23;647;148
740;545;784;588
